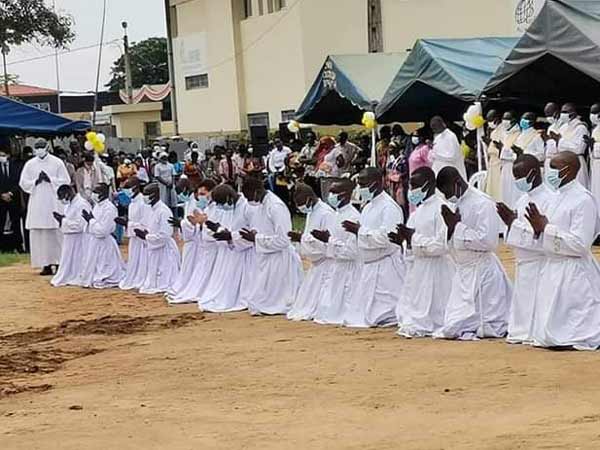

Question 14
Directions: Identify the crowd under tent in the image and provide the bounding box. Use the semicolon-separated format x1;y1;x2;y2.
0;95;90;137
294;53;406;126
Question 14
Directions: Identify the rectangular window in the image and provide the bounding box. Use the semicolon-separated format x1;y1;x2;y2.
185;74;209;90
247;112;270;128
281;110;295;122
243;0;252;18
144;121;161;139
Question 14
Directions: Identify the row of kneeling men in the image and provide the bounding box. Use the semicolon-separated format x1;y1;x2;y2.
51;152;600;350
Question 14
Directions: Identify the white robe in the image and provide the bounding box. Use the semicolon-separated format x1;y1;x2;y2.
119;194;152;290
348;192;406;328
558;118;590;188
287;200;336;321
313;203;363;326
505;184;556;344
544;122;562;173
430;129;467;180
500;125;522;209
530;181;600;350
51;195;92;287
434;187;512;340
397;195;455;337
245;192;303;315
198;198;255;312
19;154;70;267
590;126;600;208
515;128;545;162
79;199;125;289
140;201;180;295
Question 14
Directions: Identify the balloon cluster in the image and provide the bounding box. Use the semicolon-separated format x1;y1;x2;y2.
84;131;106;154
362;111;377;130
287;120;300;134
463;103;485;130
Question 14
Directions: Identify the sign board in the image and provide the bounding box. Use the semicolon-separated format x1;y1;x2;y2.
174;32;209;77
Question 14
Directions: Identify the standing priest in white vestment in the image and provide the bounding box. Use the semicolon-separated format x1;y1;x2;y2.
497;155;556;344
525;151;600;350
555;103;590;189
19;138;70;275
287;183;336;321
499;111;522;209
313;179;363;326
342;167;406;327
429;116;467;180
434;167;512;340
136;183;180;295
79;183;125;288
239;176;303;315
117;177;151;291
543;102;563;173
513;112;545;163
585;103;600;207
389;167;455;337
51;185;91;287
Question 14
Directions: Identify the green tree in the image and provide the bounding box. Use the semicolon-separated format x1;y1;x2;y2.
106;37;169;92
0;0;74;94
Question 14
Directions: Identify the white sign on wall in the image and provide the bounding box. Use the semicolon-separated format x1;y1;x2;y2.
174;32;209;77
515;0;545;33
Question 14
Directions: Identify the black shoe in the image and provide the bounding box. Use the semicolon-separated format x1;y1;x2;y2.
40;266;53;276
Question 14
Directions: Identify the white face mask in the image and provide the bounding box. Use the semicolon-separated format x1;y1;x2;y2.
502;120;512;130
488;121;498;130
559;112;571;124
34;147;48;159
591;113;600;126
0;156;7;164
411;136;420;145
91;193;102;204
60;198;70;206
546;116;557;125
143;195;153;205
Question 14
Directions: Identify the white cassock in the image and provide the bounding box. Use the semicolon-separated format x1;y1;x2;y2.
515;127;545;162
167;203;218;304
505;184;556;344
167;198;207;299
558;118;590;188
19;154;70;268
140;201;180;295
313;203;363;325
530;181;600;350
245;191;303;315
287;200;336;321
589;125;600;206
198;197;255;312
544;122;562;173
119;194;152;290
397;195;455;337
348;192;406;327
500;125;521;209
51;194;92;287
434;187;512;340
430;129;467;180
79;199;125;289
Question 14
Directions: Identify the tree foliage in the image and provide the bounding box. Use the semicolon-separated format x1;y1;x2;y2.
0;0;74;52
106;37;169;92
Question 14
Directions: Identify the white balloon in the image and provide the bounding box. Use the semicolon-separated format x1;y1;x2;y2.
84;141;94;151
97;133;106;143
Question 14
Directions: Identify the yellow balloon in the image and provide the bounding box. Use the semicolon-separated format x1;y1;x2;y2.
473;115;486;129
86;131;97;142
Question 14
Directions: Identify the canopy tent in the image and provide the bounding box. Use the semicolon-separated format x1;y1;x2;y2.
483;0;600;107
295;53;406;125
376;37;518;123
0;95;90;136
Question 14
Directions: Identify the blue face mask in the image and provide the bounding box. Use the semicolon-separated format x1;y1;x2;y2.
545;167;566;190
297;203;313;215
218;203;235;212
178;192;190;203
328;192;342;209
520;118;532;130
196;195;209;210
359;184;375;204
514;170;534;193
407;184;429;206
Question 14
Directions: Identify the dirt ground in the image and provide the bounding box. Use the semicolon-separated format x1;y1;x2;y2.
2;245;600;450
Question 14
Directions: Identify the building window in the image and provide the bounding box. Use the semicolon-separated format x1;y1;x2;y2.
281;110;295;122
144;121;161;139
185;74;209;90
243;0;252;18
248;112;270;128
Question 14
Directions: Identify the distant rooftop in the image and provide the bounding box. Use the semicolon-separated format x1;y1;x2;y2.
0;83;58;97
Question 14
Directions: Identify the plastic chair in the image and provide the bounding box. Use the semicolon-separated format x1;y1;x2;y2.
469;170;488;190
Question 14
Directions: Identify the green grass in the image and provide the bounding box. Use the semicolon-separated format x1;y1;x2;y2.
0;253;28;268
292;214;306;232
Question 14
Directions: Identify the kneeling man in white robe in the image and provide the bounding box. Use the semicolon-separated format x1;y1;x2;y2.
287;183;336;321
136;183;180;295
525;151;600;350
239;177;303;315
343;167;406;327
389;167;455;337
434;167;512;340
79;183;125;288
497;155;556;344
51;185;91;287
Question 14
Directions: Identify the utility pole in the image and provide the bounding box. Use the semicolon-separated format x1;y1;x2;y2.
122;21;134;104
367;0;383;53
1;46;9;98
164;0;179;135
53;0;61;113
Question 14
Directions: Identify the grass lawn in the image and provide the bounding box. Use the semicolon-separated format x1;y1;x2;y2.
292;214;306;232
0;253;29;268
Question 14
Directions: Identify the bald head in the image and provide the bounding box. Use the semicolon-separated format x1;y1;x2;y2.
212;183;238;205
294;183;317;208
513;154;542;189
93;183;110;201
143;183;160;205
561;103;578;122
436;166;467;200
550;151;580;187
242;176;266;203
329;178;355;208
410;167;436;197
57;184;75;202
486;109;500;123
544;102;559;118
430;116;446;135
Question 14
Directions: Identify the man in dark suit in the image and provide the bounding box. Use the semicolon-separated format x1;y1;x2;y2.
0;148;24;252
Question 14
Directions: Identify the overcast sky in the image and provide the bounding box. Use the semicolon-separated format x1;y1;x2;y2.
5;0;167;93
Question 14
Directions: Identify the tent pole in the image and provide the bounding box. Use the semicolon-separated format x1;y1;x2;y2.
476;126;483;173
370;128;376;167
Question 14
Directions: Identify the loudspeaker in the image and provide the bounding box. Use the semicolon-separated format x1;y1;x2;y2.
250;125;269;156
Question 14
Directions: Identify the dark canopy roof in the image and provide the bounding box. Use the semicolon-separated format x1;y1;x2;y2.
0;95;90;136
376;37;518;123
295;53;405;125
483;0;600;107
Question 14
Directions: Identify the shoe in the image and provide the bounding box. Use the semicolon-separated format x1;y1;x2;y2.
40;266;53;276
